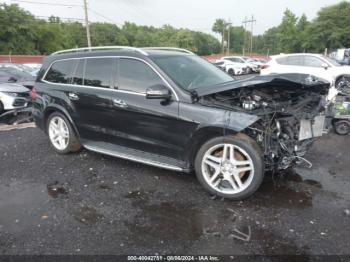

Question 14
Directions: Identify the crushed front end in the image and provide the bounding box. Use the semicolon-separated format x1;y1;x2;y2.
198;74;331;171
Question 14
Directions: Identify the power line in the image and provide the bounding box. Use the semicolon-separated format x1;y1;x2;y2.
87;8;122;26
36;15;84;21
9;0;82;7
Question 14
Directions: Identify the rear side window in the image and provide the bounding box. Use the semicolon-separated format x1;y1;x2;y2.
118;58;163;93
44;60;75;84
276;56;303;66
84;58;114;88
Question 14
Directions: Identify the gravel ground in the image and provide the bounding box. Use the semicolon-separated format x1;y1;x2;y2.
0;125;349;257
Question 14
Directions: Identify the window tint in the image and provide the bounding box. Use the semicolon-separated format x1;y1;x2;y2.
276;57;289;65
119;58;164;93
72;59;85;85
152;55;233;90
304;56;324;67
84;58;114;88
276;56;303;66
287;56;303;66
45;60;75;84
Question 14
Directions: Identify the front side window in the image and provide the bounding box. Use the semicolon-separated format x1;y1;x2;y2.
303;56;324;67
84;58;114;88
152;55;233;90
118;58;164;93
45;60;75;84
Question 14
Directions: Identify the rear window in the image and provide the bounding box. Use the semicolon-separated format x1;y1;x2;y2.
44;60;75;84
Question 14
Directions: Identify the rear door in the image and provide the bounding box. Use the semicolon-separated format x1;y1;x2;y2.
68;57;118;142
275;56;305;74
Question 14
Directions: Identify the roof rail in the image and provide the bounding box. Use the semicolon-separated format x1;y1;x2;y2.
51;46;148;56
141;47;194;55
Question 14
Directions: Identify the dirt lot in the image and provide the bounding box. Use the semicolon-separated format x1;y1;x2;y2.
0;125;349;257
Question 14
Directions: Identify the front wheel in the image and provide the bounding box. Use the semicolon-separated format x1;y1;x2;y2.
194;135;264;200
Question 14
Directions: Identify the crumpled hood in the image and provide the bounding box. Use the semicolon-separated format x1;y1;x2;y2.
0;83;30;93
193;73;330;97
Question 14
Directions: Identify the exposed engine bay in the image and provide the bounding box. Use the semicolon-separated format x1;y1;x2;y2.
196;74;330;171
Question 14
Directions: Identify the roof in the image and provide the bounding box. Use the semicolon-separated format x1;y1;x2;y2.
271;53;323;58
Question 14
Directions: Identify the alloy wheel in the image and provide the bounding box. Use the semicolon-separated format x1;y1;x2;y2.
201;143;255;194
48;116;70;151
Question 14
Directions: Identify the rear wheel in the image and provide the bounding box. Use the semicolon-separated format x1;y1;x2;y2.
194;135;264;200
46;112;82;154
228;68;235;76
334;120;350;135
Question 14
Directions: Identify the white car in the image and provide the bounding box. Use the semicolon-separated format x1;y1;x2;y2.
261;53;350;96
215;59;247;76
222;56;260;73
0;83;30;113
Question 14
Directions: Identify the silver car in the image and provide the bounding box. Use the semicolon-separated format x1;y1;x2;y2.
0;83;30;113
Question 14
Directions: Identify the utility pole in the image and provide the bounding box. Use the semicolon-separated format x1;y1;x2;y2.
242;15;256;56
222;27;225;54
250;15;256;55
83;0;91;48
242;16;248;56
226;20;232;55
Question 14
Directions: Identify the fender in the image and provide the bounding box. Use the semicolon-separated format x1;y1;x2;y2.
183;111;260;165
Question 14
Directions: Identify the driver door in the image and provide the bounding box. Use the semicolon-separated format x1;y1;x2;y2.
107;58;182;159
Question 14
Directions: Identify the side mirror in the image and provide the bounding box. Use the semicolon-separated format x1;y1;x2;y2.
146;84;171;100
8;76;17;83
322;63;329;70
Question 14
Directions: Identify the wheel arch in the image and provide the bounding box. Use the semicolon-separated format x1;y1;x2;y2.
186;126;239;168
335;74;350;84
43;105;80;136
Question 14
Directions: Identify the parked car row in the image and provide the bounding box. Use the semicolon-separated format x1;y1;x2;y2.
211;56;267;76
0;63;39;117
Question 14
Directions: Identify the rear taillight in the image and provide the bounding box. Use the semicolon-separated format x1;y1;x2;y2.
30;87;37;100
261;64;270;70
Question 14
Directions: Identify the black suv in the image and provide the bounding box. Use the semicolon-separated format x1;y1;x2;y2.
33;46;330;199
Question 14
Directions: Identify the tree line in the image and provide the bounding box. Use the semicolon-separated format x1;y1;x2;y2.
213;1;350;55
0;3;221;55
1;1;350;56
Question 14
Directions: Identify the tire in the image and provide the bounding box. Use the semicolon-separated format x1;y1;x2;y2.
247;67;253;74
334;120;350;135
228;68;235;76
46;112;82;154
194;134;264;200
0;101;4;114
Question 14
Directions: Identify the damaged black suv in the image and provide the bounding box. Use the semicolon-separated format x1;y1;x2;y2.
32;47;330;200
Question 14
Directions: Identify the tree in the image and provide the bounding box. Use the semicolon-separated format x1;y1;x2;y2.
0;4;37;54
212;19;226;50
306;1;350;52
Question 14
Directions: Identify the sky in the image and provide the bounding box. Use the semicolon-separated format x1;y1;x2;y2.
2;0;347;36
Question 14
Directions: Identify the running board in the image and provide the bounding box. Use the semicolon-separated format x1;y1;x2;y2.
83;141;189;172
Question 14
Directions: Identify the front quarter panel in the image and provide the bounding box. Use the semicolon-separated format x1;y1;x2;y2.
178;102;259;162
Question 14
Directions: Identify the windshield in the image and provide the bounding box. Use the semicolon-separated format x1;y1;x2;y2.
321;55;342;67
152;55;234;90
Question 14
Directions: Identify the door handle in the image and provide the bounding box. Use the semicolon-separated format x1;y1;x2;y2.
113;98;128;108
68;93;79;100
